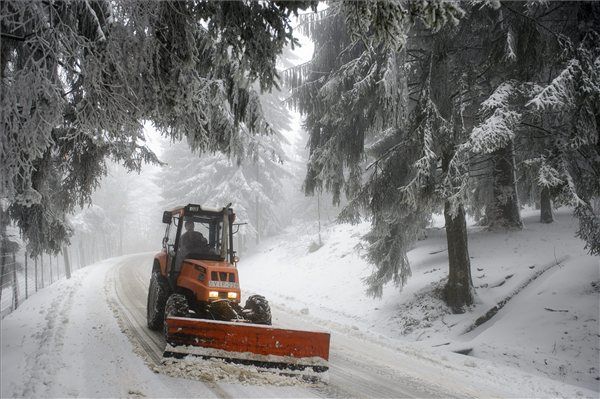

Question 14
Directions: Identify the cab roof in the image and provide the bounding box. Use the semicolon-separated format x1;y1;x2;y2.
166;204;232;218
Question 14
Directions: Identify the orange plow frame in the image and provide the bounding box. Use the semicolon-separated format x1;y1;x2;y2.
164;316;331;372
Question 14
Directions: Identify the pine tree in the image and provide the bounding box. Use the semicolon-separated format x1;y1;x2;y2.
287;2;488;310
471;1;600;249
288;1;599;312
525;3;600;254
469;2;573;229
157;72;295;248
1;0;315;254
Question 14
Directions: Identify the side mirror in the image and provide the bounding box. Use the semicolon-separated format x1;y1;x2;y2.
162;211;172;224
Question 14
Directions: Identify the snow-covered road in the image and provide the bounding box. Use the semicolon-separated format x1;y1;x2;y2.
2;252;595;398
109;253;462;398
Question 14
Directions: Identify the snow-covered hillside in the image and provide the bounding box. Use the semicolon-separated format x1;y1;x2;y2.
239;207;600;392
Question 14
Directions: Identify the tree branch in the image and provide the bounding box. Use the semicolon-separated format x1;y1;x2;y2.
502;3;560;40
1;32;27;41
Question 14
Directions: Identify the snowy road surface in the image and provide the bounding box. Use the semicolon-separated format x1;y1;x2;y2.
110;254;461;398
2;253;594;398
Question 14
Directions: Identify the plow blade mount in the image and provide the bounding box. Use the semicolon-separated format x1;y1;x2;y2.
164;316;330;372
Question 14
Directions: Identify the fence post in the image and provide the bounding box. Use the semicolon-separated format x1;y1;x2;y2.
63;246;71;279
12;251;18;310
25;251;28;299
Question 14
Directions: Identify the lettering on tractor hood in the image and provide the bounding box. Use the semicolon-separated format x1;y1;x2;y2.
208;281;240;289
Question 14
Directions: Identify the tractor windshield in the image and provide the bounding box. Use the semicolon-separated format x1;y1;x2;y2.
179;214;226;261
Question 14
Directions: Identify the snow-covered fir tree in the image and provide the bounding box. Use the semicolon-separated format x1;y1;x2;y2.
157;76;295;249
468;1;600;250
287;1;599;311
287;1;485;309
158;136;289;251
525;7;600;254
1;1;315;254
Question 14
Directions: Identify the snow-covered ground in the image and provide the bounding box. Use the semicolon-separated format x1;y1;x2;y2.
239;207;600;392
1;257;207;398
1;254;322;398
1;208;598;398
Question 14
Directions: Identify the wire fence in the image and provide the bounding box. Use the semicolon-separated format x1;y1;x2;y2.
0;246;81;319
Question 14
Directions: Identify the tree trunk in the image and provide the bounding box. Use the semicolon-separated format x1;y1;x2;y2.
34;256;38;292
49;253;53;283
40;253;44;288
79;239;86;268
119;223;124;256
317;193;322;246
86;240;91;264
443;202;474;312
103;234;109;259
63;246;71;279
488;141;522;229
540;186;553;223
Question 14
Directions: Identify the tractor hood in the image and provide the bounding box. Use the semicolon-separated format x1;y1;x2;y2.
183;258;235;271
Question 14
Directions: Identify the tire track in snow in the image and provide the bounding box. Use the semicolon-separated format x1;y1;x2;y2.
106;269;163;366
106;254;233;399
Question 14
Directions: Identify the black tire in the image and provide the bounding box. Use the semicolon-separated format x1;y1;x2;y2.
147;272;169;330
208;300;240;321
164;293;190;338
164;293;190;318
243;295;272;325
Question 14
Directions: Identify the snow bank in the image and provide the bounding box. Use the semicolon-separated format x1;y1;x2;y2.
160;356;321;387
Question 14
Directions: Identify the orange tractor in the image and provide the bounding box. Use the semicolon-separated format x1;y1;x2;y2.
146;204;330;372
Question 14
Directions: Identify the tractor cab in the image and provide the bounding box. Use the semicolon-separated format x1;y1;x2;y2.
159;204;239;301
162;204;235;263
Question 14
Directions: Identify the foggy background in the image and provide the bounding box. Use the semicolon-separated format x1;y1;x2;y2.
71;31;340;261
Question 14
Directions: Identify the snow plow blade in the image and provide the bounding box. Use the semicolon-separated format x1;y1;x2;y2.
163;317;330;372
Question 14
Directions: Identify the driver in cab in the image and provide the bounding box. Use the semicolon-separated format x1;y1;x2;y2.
181;220;210;254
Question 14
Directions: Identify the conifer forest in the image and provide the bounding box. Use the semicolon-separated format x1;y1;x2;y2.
1;1;599;397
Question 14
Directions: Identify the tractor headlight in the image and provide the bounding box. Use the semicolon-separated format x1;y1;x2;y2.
209;291;219;298
227;292;237;299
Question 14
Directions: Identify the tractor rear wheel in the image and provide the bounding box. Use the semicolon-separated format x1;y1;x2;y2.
243;295;272;325
147;272;168;330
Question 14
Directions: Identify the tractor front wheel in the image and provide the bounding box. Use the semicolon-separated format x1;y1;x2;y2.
147;272;168;330
165;293;190;318
243;295;272;325
164;293;190;338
